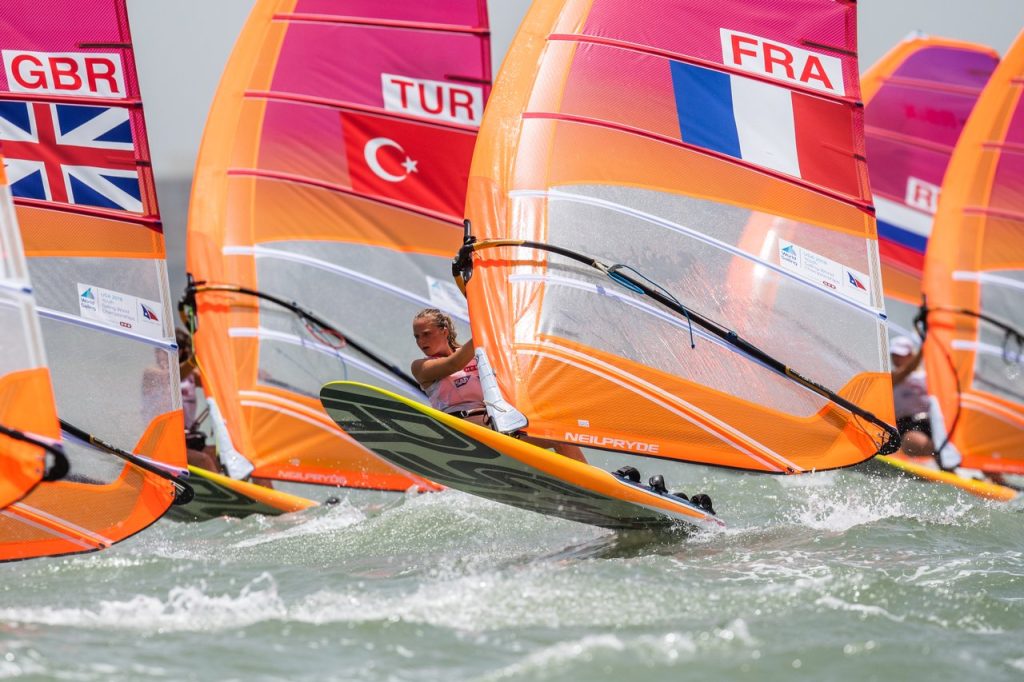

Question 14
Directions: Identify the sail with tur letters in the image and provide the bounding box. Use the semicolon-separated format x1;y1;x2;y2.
862;35;998;337
0;0;188;560
922;30;1024;474
186;0;490;488
459;0;898;473
0;148;64;511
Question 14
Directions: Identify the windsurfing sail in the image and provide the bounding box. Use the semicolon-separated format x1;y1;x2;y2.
0;146;65;510
0;0;188;561
862;35;998;338
185;0;489;488
922;29;1024;475
459;0;898;473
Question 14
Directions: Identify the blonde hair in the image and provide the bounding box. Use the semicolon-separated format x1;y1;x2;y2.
414;308;459;351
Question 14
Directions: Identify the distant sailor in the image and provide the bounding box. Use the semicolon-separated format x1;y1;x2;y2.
410;308;586;462
890;335;935;458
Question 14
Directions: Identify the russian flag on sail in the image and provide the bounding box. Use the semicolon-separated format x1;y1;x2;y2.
669;60;859;197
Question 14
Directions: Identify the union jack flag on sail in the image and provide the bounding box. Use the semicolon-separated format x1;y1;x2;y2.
0;100;142;213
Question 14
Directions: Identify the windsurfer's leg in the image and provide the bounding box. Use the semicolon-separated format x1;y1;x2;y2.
900;430;934;457
898;414;934;457
186;446;221;473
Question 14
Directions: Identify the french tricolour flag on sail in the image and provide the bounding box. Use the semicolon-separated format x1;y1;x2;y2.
670;61;858;196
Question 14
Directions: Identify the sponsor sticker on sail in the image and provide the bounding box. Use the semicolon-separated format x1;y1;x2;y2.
778;240;873;306
77;283;163;338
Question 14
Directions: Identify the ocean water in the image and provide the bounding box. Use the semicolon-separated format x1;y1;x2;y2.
1;463;1022;681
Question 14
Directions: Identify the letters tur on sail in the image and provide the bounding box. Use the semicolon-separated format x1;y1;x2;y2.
0;148;60;512
187;0;491;489
862;35;998;337
0;0;184;561
922;30;1024;474
464;0;895;473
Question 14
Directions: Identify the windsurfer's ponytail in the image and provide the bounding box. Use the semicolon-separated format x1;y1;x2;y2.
415;308;458;350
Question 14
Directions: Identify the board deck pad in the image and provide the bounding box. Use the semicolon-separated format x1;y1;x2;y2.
320;382;723;530
165;466;318;522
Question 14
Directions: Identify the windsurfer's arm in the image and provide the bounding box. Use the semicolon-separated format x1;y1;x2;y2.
891;348;924;386
411;339;475;387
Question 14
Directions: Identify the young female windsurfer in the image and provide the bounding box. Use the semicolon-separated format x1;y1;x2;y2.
411;308;586;462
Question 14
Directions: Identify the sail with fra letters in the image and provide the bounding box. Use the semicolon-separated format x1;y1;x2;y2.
186;0;490;489
922;30;1024;474
862;35;998;338
0;0;187;560
459;0;898;473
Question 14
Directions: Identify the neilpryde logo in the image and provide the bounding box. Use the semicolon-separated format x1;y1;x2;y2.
846;270;867;291
140;303;158;322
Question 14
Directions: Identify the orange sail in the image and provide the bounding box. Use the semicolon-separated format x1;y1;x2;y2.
862;35;998;337
185;1;491;489
0;0;188;560
460;0;898;474
922;30;1024;474
0;150;64;511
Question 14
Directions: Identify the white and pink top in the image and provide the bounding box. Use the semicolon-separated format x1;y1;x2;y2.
424;355;485;414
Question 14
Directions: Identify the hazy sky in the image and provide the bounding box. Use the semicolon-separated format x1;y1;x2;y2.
129;0;1024;180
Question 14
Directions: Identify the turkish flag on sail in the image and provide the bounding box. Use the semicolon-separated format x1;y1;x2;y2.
341;111;476;220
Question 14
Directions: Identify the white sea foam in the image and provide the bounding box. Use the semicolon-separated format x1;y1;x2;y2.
0;642;46;679
473;623;758;681
231;500;365;549
0;573;285;633
815;595;906;623
791;474;977;532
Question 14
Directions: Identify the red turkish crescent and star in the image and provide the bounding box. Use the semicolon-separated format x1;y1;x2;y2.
340;111;476;219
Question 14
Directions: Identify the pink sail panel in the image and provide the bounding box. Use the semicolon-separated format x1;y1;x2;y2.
187;0;489;488
542;0;869;204
0;0;156;217
862;36;998;335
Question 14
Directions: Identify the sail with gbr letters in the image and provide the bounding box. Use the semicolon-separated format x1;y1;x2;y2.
0;148;64;511
922;29;1024;474
186;0;490;488
0;0;187;560
862;35;998;338
459;0;898;473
